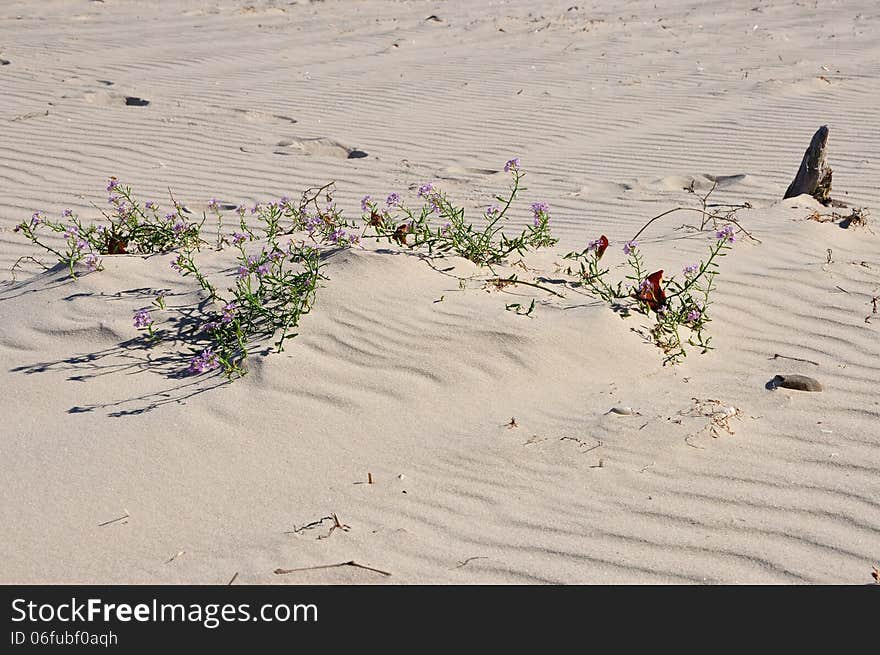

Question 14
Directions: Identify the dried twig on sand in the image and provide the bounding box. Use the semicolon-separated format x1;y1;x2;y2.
274;561;391;577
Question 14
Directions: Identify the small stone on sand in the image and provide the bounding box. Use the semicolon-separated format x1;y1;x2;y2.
772;374;823;392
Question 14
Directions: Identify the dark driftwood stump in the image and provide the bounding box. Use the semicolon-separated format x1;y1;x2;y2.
784;125;834;205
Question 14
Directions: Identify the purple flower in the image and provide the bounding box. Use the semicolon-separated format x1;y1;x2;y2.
236;205;246;217
63;225;79;241
623;240;638;255
686;309;702;323
504;157;520;173
683;264;699;276
96;224;107;234
269;249;285;262
231;232;247;245
486;204;500;217
441;222;451;234
62;208;73;218
530;201;549;227
30;211;43;227
170;255;186;274
201;321;219;333
133;309;152;329
305;214;322;232
188;348;219;375
145;201;157;210
250;204;260;215
163;212;176;221
208;198;220;211
361;195;372;212
280;195;291;207
530;201;549;215
106;178;119;192
716;225;735;243
418;182;434;197
221;303;237;324
386;192;401;207
256;262;270;277
172;220;187;235
236;265;249;279
75;239;88;251
85;254;100;272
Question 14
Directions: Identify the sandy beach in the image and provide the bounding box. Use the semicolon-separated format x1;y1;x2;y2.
1;0;878;584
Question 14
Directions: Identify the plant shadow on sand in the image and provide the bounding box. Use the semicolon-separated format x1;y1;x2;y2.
4;270;231;417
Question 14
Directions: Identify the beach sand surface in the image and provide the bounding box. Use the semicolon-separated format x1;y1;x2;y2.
1;0;878;583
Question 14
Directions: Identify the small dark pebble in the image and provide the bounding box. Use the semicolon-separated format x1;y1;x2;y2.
0;59;10;66
347;149;368;159
124;96;150;107
771;374;823;392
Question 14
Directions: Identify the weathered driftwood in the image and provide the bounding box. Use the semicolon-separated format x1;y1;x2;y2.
784;125;833;205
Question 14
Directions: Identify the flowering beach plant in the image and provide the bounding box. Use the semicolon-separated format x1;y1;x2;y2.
15;178;204;278
564;225;736;363
361;159;556;266
168;202;327;378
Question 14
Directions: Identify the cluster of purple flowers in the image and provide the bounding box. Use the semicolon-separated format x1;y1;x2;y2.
361;195;373;212
188;348;219;375
716;225;735;243
386;192;401;207
221;302;237;324
504;157;520;173
64;225;88;252
623;240;638;255
85;254;100;272
486;204;500;217
530;201;550;226
417;183;434;197
683;263;699;276
170;255;186;274
208;198;220;212
329;228;360;246
106;178;119;193
133;308;152;329
231;232;247;245
686;308;702;323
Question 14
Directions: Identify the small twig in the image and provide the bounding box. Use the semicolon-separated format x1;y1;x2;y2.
560;436;602;453
165;551;185;564
454;556;489;569
639;461;655;473
274;561;391;577
483;276;565;298
227;572;239;585
97;511;130;527
11;255;50;281
770;353;819;366
630;205;760;244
